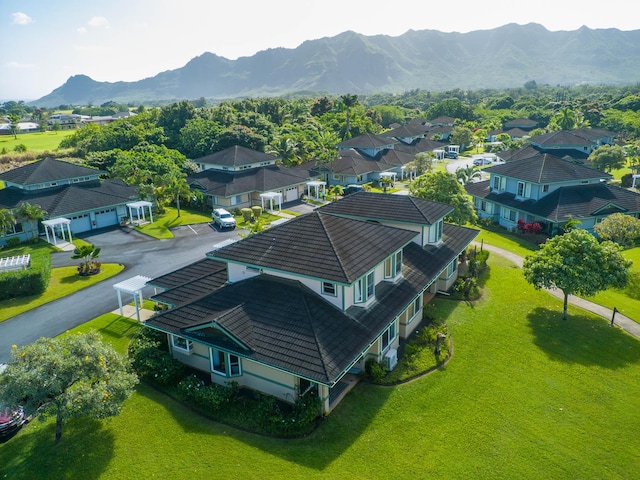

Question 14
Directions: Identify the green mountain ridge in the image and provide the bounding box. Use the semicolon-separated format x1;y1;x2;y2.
33;23;640;107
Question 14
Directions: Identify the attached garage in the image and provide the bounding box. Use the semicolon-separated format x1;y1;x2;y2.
284;186;299;202
70;213;91;233
95;208;118;228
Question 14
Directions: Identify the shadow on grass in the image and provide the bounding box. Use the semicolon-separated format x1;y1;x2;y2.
0;418;114;479
136;380;393;471
623;271;640;301
527;307;640;369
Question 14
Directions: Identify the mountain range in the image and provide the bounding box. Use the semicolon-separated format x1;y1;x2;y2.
33;23;640;107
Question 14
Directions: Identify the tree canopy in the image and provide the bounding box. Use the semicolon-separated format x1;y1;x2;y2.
409;171;477;225
588;144;626;172
593;213;640;247
523;229;631;320
0;332;138;442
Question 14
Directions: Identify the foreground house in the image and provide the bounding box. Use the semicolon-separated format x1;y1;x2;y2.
465;153;640;234
145;193;478;413
0;158;137;243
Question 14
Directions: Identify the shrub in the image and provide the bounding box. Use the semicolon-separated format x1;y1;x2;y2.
5;237;21;247
0;254;51;301
251;206;262;218
241;208;253;223
621;173;634;188
364;358;387;383
454;277;479;300
177;375;238;412
254;391;322;437
13;144;27;153
128;328;184;386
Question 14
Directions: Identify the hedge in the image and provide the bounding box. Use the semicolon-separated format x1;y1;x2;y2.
0;254;51;301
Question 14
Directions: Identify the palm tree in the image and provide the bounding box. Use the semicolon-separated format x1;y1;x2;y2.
268;137;299;166
0;209;16;244
315;130;340;187
556;107;576;131
71;244;101;274
16;202;46;241
456;165;482;185
340;94;359;140
161;174;192;218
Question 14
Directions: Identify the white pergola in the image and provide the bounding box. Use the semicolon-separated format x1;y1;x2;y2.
632;174;640;189
379;172;397;184
260;192;283;211
127;201;154;226
113;275;152;321
306;181;327;200
433;149;445;160
448;145;460;154
42;218;72;246
401;165;417;181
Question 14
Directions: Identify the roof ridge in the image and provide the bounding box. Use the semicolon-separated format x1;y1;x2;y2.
316;212;351;282
538;154;547;183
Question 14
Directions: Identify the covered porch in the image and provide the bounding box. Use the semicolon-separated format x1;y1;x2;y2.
127;201;154;226
260;191;283;211
113;275;152;321
42;218;73;249
306;181;327;200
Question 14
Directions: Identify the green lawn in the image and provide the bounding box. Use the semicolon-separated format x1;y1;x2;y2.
2;254;639;479
135;207;211;239
590;246;640;319
474;225;540;257
0;130;75;154
0;263;124;322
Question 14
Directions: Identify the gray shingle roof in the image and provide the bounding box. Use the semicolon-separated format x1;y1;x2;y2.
319;191;453;225
208;211;418;284
0;179;137;217
0;158;103;186
383;124;430;138
192;146;277;167
483;154;610;183
337;133;397;149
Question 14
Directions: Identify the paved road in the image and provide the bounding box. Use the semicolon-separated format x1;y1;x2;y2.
0;223;240;363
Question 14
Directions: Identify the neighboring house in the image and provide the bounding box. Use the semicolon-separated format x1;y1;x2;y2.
465;152;640;234
48;114;85;130
503;118;538;130
0;158;138;243
188;146;320;209
145;192;479;414
0;122;41;134
528;128;615;160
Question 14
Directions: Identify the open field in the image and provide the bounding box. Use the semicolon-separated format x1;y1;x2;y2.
2;255;639;479
0;130;75;154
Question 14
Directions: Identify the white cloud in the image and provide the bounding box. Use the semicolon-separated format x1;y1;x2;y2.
5;61;36;69
87;16;110;28
77;27;88;34
11;12;33;25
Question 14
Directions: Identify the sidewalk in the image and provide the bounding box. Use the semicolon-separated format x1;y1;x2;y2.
474;242;640;339
112;305;156;322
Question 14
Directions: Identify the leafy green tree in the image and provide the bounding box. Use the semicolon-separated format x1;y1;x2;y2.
450;125;473;151
268;137;299;166
408;151;435;176
310;96;334;117
588;144;626;172
523;229;631;320
179;117;221;159
329;184;344;200
16;202;46;240
409;171;477;225
426;98;474;121
0;332;138;443
8;113;20;140
340;94;359;140
214;125;267;152
161;174;191;217
157;100;196;149
314;130;340;186
0;208;16;242
594;213;640;247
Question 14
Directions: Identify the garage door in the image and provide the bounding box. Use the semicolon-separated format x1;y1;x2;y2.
70;213;91;233
95;208;118;228
284;187;298;202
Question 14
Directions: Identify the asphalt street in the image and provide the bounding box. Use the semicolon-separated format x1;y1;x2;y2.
0;223;241;363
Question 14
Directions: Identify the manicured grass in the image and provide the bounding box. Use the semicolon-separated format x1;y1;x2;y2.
590;246;640;320
235;212;282;229
0;263;124;322
135;207;211;239
65;312;141;355
474;225;540;258
0;130;75;154
2;255;639;479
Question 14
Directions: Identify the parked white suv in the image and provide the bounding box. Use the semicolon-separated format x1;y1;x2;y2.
212;208;236;229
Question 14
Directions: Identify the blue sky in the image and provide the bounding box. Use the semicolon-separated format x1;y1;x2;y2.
2;0;639;101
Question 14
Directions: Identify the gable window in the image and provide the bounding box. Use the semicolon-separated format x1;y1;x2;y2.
445;259;457;278
210;348;242;377
542;184;550;193
171;335;193;355
384;251;403;279
322;282;336;296
517;181;525;196
408;295;422;319
354;271;375;304
381;321;397;351
492;175;501;190
516;182;531;198
429;219;443;243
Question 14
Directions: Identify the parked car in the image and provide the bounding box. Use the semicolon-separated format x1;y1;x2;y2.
0;405;25;442
444;151;458;159
473;157;493;166
212;208;236;229
343;184;365;195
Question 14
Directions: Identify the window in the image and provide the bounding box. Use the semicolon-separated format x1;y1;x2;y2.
322;282;336;296
409;295;421;318
381;321;397;351
501;208;517;222
542;184;550;193
299;378;318;397
171;335;193;354
210;348;242;377
446;259;457;278
517;182;525;197
480;200;487;212
492;175;501;190
429;219;443;243
354;271;375;303
384;251;403;279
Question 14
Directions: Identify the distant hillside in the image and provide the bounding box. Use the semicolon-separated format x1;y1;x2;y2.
33;23;640;107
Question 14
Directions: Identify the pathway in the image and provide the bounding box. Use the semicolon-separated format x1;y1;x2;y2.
475;242;640;339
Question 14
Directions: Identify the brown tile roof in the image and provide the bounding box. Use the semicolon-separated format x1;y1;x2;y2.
319;191;453;225
208;211;418;284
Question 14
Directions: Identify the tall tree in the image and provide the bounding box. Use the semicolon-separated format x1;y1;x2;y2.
340;94;359;140
0;332;138;443
523;229;631;320
555;107;577;131
593;213;640;247
268;137;299;166
16;202;46;241
0;208;16;242
8;113;21;140
588;144;626;172
409;171;477;225
161;173;192;217
455;165;482;185
157;100;196;149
